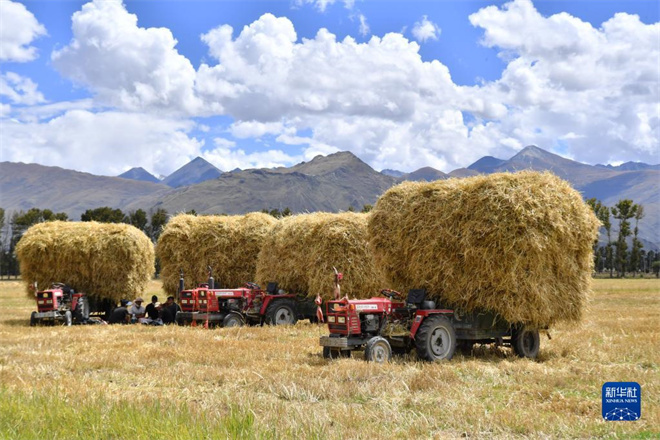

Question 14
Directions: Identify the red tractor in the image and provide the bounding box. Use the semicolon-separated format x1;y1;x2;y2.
320;288;541;362
175;270;320;327
30;283;91;326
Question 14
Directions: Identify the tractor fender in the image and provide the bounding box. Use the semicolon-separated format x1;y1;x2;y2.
409;310;454;339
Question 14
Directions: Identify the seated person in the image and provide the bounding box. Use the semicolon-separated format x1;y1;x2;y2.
140;295;162;325
159;296;181;325
108;299;130;324
128;297;146;323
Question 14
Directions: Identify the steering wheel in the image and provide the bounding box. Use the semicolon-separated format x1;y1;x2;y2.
380;289;402;300
244;282;261;290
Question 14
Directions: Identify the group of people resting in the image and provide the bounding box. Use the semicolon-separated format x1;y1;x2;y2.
107;295;181;325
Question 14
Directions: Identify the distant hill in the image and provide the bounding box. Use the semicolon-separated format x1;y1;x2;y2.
467;156;506;174
448;168;480;178
0;162;170;220
381;169;405;178
161;157;222;188
401;167;448;182
118;167;160;183
145;152;396;214
596;161;660;171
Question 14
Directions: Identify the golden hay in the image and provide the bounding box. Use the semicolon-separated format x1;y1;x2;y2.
256;212;386;299
156;213;277;296
368;171;600;327
16;221;154;302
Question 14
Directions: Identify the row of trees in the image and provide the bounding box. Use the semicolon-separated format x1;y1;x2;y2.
0;207;169;278
586;198;659;277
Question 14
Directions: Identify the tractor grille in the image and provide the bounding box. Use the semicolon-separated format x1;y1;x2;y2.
328;323;348;332
37;292;54;311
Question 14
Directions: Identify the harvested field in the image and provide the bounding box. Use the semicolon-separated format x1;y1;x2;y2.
157;213;276;296
15;221;154;302
369;172;600;327
256;212;385;299
1;278;658;439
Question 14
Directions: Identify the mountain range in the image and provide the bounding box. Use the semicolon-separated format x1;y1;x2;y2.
1;146;658;249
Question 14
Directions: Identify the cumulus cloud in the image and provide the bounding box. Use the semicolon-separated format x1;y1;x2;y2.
0;72;46;105
0;110;203;176
469;0;660;164
411;16;440;43
0;0;46;62
51;0;199;114
203;137;303;170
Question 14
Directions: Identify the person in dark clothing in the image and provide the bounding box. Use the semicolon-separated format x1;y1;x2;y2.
108;299;130;324
160;296;181;324
141;295;162;325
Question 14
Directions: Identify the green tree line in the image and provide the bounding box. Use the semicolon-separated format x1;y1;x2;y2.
586;198;659;277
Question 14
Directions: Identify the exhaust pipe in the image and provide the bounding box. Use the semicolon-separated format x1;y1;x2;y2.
179;269;184;293
207;265;214;289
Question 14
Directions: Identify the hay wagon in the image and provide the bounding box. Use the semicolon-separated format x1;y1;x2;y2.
320;288;541;362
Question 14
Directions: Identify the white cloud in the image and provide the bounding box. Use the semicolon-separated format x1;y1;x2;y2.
469;0;660;165
203;137;302;170
51;0;199;114
292;0;354;12
0;110;203;176
411;16;440;43
358;14;370;36
0;72;45;105
0;0;46;62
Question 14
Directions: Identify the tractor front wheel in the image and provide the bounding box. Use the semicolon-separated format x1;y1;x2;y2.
512;326;540;359
415;315;456;361
265;300;297;326
322;347;351;359
364;336;392;363
223;313;244;327
30;311;38;327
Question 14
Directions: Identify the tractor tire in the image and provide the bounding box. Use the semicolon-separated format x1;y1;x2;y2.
364;336;392;363
265;300;297;326
512;326;540;359
415;315;456;362
322;346;351;359
223;313;244;327
30;311;38;327
64;311;73;327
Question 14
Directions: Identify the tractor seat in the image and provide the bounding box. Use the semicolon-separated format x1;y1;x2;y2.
266;282;279;295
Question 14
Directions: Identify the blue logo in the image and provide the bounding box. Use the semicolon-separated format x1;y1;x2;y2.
602;382;641;421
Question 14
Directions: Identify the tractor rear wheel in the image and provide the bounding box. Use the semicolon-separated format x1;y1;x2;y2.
30;311;38;327
322;347;351;359
74;297;90;323
415;315;456;361
265;300;297;326
364;336;392;363
223;313;244;327
64;311;73;327
512;326;540;359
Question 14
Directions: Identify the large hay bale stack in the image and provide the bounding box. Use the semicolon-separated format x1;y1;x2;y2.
157;213;277;296
16;221;154;302
368;171;600;327
256;212;385;299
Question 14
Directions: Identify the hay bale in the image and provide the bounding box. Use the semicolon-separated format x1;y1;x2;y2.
256;212;385;299
368;171;600;327
157;213;277;296
16;221;154;301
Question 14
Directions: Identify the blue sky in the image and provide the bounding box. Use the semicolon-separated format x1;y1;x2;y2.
1;0;658;176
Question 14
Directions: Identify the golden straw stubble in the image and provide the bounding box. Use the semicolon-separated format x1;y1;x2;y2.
368;171;600;327
256;212;386;299
156;212;277;296
16;221;154;302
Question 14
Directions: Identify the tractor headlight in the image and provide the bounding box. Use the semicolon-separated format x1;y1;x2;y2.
182;299;188;304
338;316;345;324
37;300;44;305
328;316;335;323
46;299;53;304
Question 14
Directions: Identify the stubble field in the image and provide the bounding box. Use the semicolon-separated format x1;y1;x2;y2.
0;279;658;439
